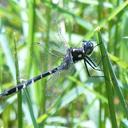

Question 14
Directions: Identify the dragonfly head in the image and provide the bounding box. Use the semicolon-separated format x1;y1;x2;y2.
83;40;94;55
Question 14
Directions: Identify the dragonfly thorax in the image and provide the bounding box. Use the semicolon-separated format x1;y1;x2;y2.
70;40;93;63
70;47;84;63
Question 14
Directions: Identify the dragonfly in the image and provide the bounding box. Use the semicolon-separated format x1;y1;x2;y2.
0;40;100;97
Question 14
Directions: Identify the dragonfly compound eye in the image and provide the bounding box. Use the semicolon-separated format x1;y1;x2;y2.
83;40;94;55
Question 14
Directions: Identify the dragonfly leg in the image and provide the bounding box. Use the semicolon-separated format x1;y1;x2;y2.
85;57;102;71
84;58;104;78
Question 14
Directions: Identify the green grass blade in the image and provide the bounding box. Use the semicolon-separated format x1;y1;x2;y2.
24;89;39;128
85;1;128;39
13;33;23;128
97;30;118;128
108;53;128;69
97;29;128;119
24;0;38;127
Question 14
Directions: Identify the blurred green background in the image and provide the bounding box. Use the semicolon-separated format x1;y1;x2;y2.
0;0;128;128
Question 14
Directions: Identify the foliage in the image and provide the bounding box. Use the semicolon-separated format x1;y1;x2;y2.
0;0;128;128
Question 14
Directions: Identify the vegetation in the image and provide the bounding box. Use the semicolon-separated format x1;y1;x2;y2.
0;0;128;128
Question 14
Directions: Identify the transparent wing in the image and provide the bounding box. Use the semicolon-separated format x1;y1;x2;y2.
45;64;76;109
